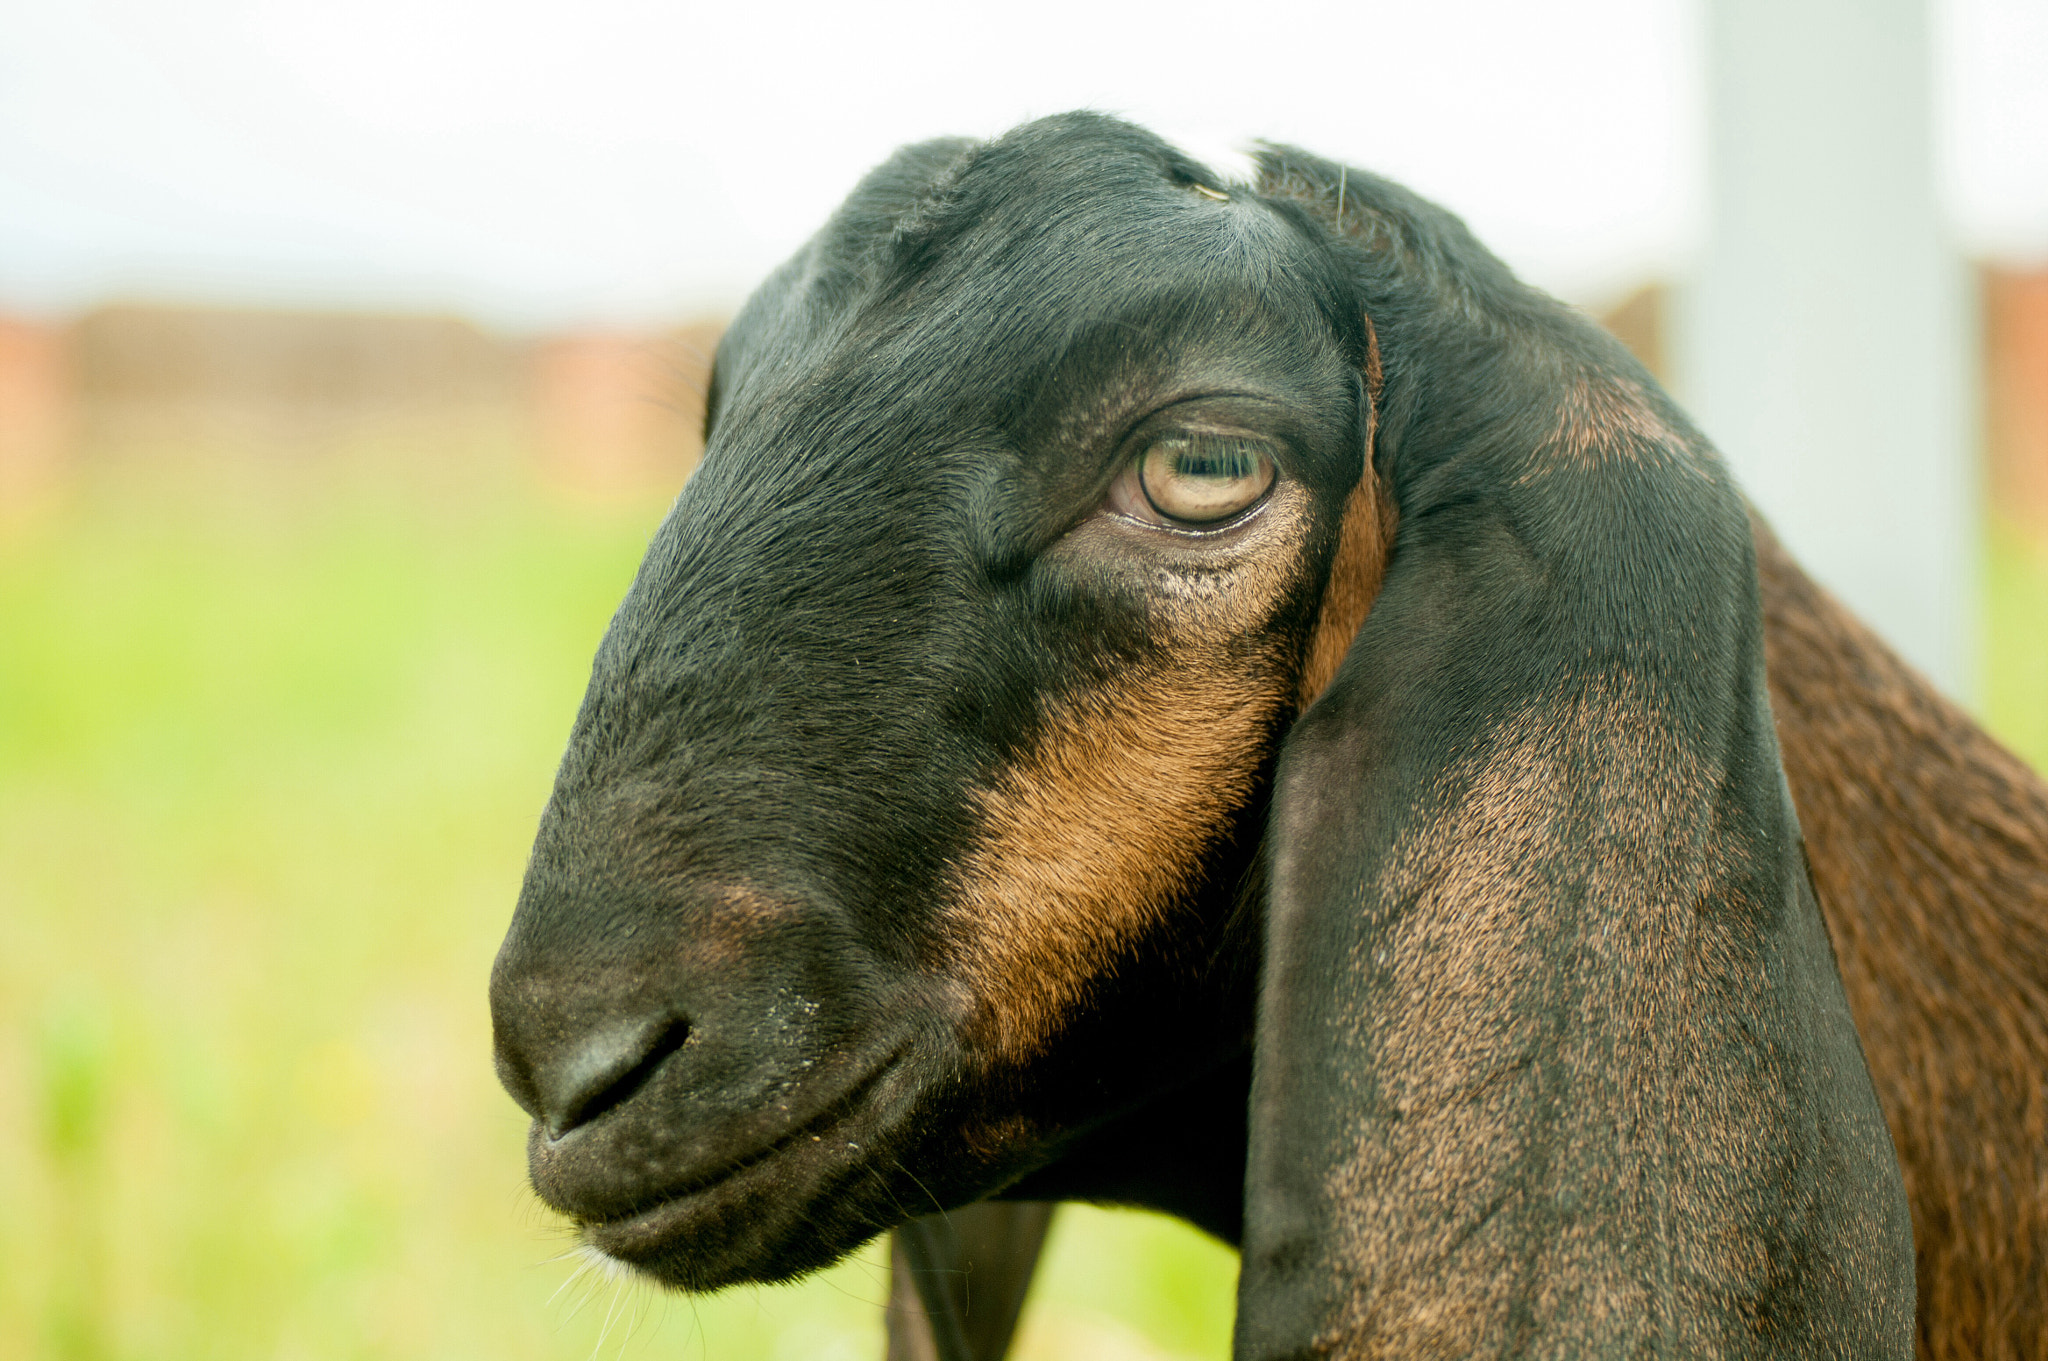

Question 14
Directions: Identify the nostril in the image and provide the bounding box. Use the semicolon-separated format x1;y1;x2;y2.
542;1015;691;1140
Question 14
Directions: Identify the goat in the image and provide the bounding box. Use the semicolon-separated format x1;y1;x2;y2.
490;113;2048;1357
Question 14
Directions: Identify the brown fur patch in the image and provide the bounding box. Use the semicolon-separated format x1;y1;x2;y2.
1522;371;1694;483
946;504;1318;1061
1311;679;1905;1354
1298;478;1397;708
1298;313;1396;709
1756;518;2048;1361
1355;309;1384;413
948;646;1290;1060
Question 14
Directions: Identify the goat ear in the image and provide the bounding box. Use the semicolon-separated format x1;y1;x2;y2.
1237;152;1915;1357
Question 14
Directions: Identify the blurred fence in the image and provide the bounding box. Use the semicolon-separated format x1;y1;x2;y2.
0;305;721;511
3;276;2044;538
1989;268;2048;539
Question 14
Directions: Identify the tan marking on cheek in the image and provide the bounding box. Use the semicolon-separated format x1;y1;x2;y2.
948;656;1289;1061
945;523;1316;1063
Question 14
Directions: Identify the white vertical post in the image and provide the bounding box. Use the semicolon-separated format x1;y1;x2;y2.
1679;0;1975;700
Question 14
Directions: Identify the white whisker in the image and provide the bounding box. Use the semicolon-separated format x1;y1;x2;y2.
591;1277;627;1360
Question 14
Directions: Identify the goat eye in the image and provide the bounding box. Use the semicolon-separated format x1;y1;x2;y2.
1137;436;1276;525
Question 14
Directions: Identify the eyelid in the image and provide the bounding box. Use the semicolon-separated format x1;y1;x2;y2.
1108;388;1290;460
1144;419;1275;447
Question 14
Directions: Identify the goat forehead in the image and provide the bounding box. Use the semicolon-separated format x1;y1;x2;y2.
910;214;1324;386
727;196;1327;416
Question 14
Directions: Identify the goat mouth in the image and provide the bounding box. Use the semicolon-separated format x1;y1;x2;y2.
572;1045;912;1277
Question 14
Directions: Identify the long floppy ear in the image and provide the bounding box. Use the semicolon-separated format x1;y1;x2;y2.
1236;151;1915;1357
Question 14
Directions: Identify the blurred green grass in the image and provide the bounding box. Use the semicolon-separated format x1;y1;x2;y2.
0;457;1236;1361
2;453;2042;1361
1988;518;2048;775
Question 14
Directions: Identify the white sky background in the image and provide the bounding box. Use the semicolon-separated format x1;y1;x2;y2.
0;0;2042;331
